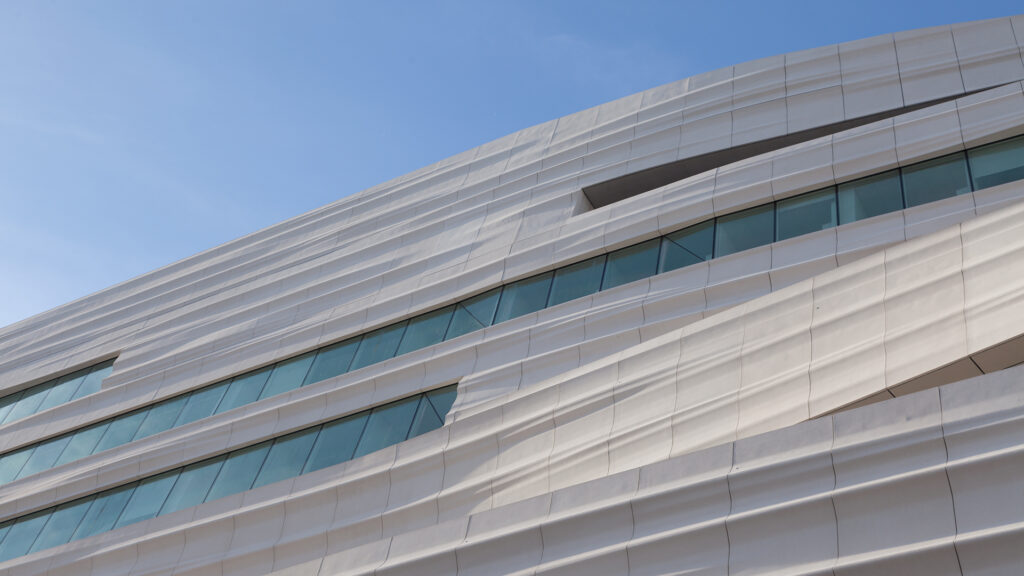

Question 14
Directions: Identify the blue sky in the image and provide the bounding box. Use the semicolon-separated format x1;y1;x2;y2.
0;1;1020;328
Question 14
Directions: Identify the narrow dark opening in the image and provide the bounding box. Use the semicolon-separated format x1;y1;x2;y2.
582;89;993;209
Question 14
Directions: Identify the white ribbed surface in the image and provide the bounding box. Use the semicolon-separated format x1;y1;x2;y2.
0;16;1023;576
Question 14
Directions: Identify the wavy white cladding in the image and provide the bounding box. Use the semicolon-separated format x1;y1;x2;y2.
0;15;1023;576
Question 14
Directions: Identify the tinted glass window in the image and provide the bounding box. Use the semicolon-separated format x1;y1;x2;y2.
353;396;420;457
17;435;70;479
215;367;273;414
407;397;444;438
426;385;458;418
159;456;226;515
259;352;316;400
303;413;368;474
73;362;113;400
133;395;188;441
3;385;52;424
901;152;971;207
967;135;1024;190
174;381;230;427
660;220;714;272
602;239;661;289
349;323;407;371
396;306;455;356
29;499;91;553
252;427;319;489
72;486;134;540
445;288;501;340
837;170;903;224
204;443;271;502
303;338;360;386
113;470;177;528
493;272;554;324
0;391;23;424
0;511;49;561
776;188;837;241
548;255;605;307
53;422;109;467
92;410;147;454
0;449;30;484
714;204;775;257
35;370;88;412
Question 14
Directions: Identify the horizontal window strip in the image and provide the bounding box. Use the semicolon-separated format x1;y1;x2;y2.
0;384;457;563
0;359;114;430
3;133;1022;490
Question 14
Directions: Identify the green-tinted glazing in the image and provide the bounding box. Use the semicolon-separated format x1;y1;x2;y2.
493;272;554;323
968;135;1024;189
776;187;837;241
547;255;605;307
396;306;455;356
901;152;971;207
837;170;903;224
602;239;661;289
714;204;774;257
350;323;408;371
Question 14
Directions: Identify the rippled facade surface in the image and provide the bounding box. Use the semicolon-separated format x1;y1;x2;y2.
2;16;1024;575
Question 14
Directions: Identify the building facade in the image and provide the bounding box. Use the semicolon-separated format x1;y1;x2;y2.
1;15;1024;575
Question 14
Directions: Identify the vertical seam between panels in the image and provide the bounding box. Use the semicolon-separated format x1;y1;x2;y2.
937;387;966;576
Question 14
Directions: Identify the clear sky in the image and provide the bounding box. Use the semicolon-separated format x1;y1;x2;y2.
0;1;1020;328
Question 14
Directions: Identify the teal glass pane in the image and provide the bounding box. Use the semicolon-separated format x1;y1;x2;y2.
0;511;50;561
445;288;501;341
660;220;714;273
259;352;316;400
602;238;661;289
0;521;12;549
353;396;420;458
54;422;109;467
36;370;89;413
16;435;71;479
968;135;1024;189
133;395;188;441
72;485;134;540
29;498;92;553
92;410;147;454
159;456;225;516
0;391;24;424
350;323;408;371
548;255;605;307
837;170;903;224
426;385;458;419
493;272;553;324
252;427;320;489
114;470;178;528
72;362;113;400
396;306;455;356
3;384;53;424
303;412;368;473
303;338;360;386
902;152;971;207
776;188;837;241
214;367;273;414
0;448;32;484
204;442;271;502
714;204;775;257
174;380;230;427
406;395;443;438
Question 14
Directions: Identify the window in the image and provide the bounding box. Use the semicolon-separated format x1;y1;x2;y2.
660;221;714;272
602;239;660;289
715;204;774;257
0;385;458;562
837;170;903;224
967;135;1024;190
776;187;837;241
901;152;971;207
